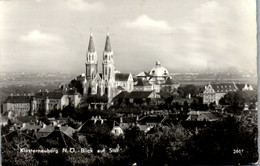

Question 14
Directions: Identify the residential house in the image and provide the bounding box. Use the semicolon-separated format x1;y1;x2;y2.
186;111;221;121
138;115;166;127
77;116;117;137
113;90;157;106
38;126;77;148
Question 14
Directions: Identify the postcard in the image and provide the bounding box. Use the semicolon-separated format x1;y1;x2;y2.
0;0;258;165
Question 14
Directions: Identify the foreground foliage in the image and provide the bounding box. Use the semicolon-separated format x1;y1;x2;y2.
1;116;257;165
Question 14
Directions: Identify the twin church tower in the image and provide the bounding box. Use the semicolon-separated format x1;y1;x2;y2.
83;31;134;103
86;32;115;81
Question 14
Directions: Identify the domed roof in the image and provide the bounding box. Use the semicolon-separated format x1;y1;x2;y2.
149;61;169;77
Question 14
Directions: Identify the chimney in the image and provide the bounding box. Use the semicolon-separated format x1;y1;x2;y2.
136;115;139;121
43;123;46;128
120;117;123;123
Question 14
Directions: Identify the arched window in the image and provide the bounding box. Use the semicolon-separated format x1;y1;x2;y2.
97;86;101;95
88;87;92;95
105;87;108;95
109;68;111;79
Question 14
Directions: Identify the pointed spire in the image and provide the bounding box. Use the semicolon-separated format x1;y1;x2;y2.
88;28;95;52
104;28;112;52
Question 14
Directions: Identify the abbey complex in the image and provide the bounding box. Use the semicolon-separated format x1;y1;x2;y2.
3;32;182;117
80;32;179;104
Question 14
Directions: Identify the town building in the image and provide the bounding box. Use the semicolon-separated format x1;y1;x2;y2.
34;90;82;114
2;90;82;118
113;91;157;105
203;82;238;105
3;95;33;118
186;111;221;121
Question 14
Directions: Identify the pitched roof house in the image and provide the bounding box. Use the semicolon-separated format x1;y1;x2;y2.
203;82;238;105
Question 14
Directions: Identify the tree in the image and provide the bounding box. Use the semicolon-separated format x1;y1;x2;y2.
219;91;253;114
183;101;189;111
178;85;198;98
2;133;39;166
249;103;256;110
186;116;258;165
133;98;144;105
190;99;199;110
144;125;193;164
69;79;84;95
209;102;216;110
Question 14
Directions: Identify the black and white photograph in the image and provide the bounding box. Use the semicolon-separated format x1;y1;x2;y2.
0;0;258;165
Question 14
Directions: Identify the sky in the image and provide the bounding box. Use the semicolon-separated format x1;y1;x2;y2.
0;0;257;74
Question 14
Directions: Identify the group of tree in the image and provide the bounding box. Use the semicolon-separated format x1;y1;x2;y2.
177;84;200;98
219;90;257;114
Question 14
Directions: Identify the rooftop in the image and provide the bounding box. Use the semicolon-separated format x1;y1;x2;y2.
4;96;32;103
115;73;130;81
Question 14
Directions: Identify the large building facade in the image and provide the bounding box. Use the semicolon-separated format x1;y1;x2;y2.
82;33;134;103
2;91;82;118
203;83;238;105
135;61;180;93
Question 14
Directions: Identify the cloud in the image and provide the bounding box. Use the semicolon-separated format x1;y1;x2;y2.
125;15;172;31
66;0;104;11
20;30;62;43
167;0;257;72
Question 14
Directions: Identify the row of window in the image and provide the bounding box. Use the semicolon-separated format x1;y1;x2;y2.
216;85;232;88
104;55;113;60
216;89;235;92
87;54;96;62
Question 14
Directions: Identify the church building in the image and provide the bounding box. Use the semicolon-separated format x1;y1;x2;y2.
135;61;180;93
82;32;134;104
